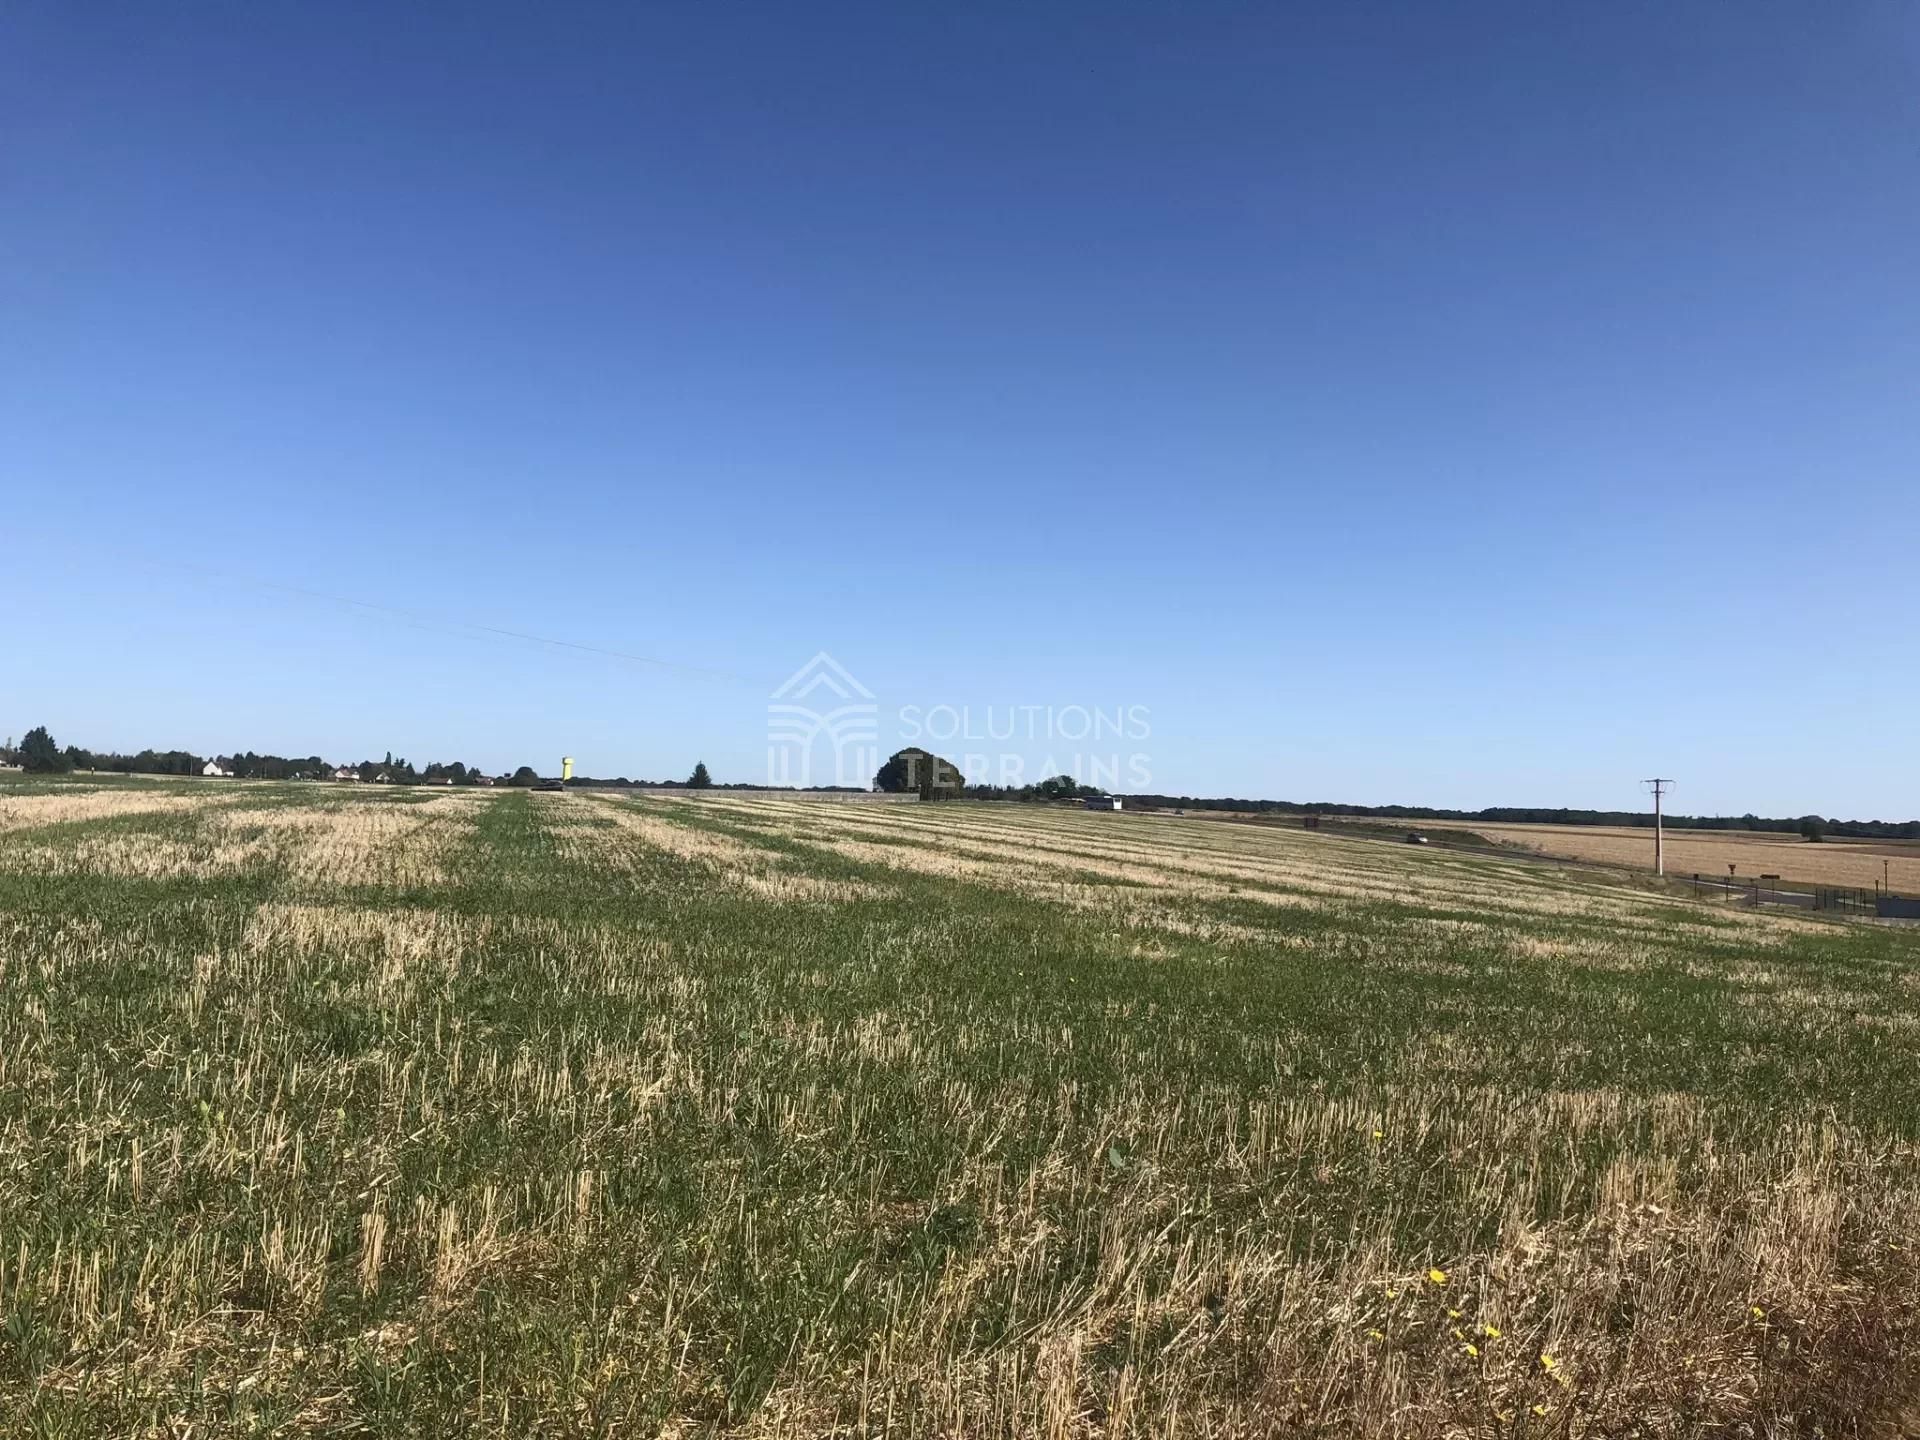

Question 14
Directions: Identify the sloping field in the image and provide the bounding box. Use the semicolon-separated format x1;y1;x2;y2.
5;782;1920;1435
1417;819;1920;891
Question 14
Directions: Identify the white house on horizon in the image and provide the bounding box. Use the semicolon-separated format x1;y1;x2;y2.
202;759;233;778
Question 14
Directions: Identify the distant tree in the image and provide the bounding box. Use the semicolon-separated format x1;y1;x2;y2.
688;761;712;789
510;765;539;787
1033;774;1101;801
874;747;966;801
131;749;200;776
19;726;69;774
1799;816;1827;843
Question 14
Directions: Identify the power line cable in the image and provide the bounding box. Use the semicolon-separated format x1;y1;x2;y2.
152;558;768;688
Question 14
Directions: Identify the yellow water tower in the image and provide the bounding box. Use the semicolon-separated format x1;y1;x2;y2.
561;756;574;782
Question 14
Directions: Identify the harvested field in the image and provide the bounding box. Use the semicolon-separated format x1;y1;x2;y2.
1417;819;1920;891
5;782;1920;1435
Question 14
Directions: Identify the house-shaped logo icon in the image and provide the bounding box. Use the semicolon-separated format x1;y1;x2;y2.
767;652;879;788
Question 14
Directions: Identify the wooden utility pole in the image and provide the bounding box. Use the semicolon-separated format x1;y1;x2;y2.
1643;779;1674;876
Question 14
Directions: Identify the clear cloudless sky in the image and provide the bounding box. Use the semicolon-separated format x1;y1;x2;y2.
3;2;1916;816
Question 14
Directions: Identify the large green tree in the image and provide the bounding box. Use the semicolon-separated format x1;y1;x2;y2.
18;726;69;774
1033;774;1105;801
874;747;965;801
688;762;712;789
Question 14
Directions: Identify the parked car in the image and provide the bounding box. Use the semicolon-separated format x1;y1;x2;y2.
1405;832;1429;845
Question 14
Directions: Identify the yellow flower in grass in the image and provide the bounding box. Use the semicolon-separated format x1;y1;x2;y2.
1428;1268;1448;1286
1540;1352;1558;1371
1482;1323;1501;1338
1367;1328;1385;1341
1750;1305;1767;1319
1447;1308;1462;1319
1532;1405;1549;1417
1462;1342;1480;1358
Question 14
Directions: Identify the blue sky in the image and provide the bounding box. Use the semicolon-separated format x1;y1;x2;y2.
4;3;1915;815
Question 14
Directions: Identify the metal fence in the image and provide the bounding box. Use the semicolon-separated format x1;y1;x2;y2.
1684;874;1911;919
1813;886;1879;916
1686;874;1804;907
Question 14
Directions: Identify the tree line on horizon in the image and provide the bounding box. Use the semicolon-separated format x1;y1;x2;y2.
8;726;1914;836
2;726;510;784
866;748;1920;837
1;727;733;792
1117;793;1920;841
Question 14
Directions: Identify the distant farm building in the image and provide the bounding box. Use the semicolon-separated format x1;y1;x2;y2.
330;767;358;782
1084;796;1123;811
202;759;233;778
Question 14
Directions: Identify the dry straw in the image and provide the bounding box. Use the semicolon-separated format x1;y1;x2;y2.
4;783;1918;1433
